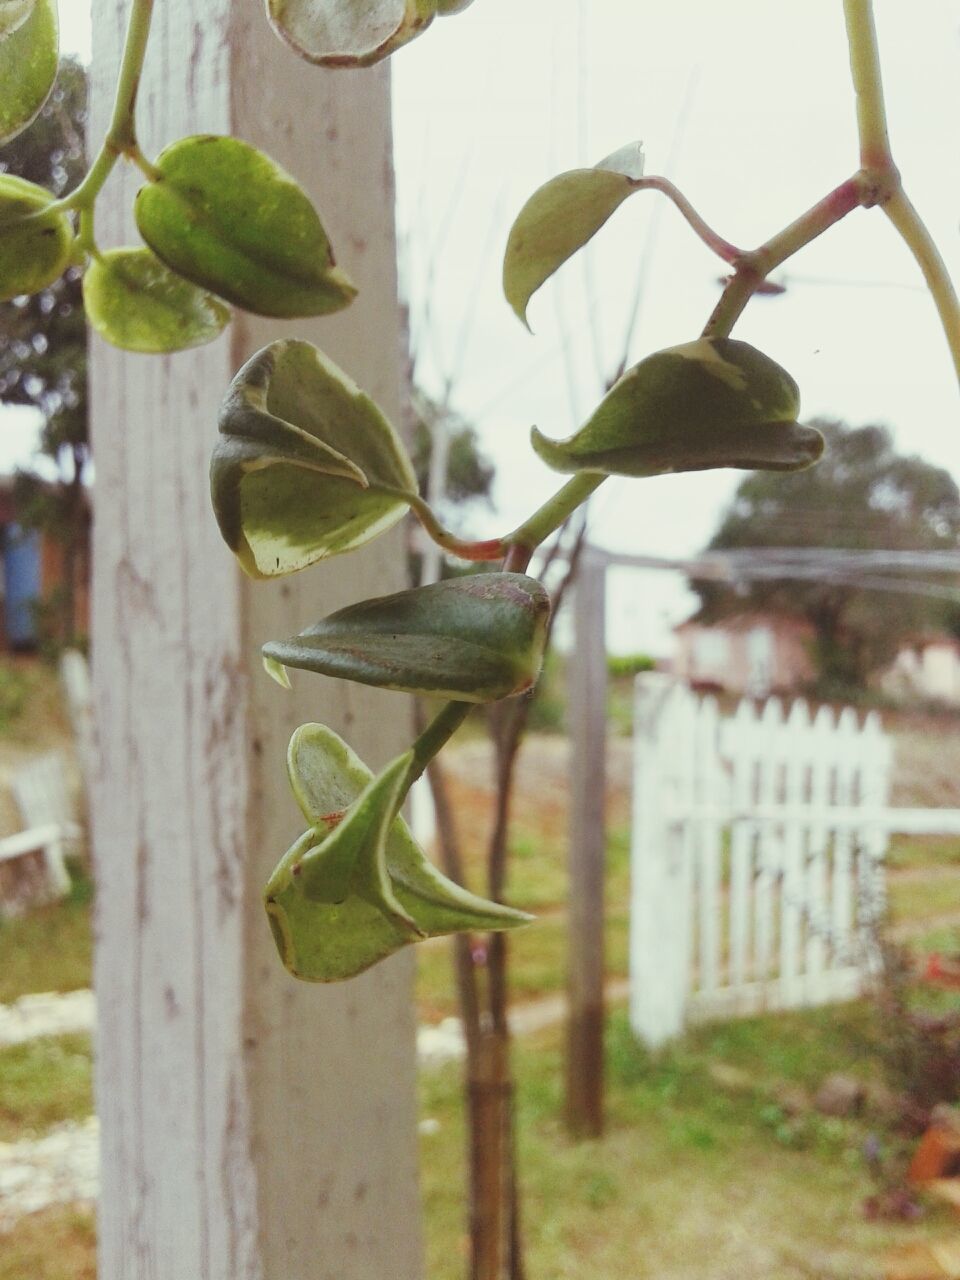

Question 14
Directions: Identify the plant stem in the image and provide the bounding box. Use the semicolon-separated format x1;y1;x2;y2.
406;700;472;790
843;0;893;170
845;0;959;386
503;473;605;560
882;190;960;385
637;176;742;265
401;489;505;562
404;471;605;570
49;0;156;215
703;175;869;340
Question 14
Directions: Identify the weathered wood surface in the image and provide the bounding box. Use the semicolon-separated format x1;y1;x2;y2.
565;551;607;1136
90;4;423;1278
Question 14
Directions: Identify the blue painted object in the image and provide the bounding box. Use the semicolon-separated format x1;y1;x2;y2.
3;524;41;648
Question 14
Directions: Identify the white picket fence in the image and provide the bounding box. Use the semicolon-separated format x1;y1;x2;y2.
629;674;960;1047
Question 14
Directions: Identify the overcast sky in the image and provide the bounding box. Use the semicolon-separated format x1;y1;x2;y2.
57;2;960;651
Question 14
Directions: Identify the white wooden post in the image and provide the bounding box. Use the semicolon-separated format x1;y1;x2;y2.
726;699;756;992
694;696;721;996
566;548;607;1134
858;710;893;962
779;699;808;1006
90;5;423;1278
630;676;691;1047
754;697;783;996
810;705;836;968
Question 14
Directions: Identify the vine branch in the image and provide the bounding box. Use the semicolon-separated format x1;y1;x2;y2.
48;0;157;217
636;176;742;265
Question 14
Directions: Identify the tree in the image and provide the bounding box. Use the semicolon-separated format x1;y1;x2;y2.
0;58;89;647
694;421;960;690
411;390;494;510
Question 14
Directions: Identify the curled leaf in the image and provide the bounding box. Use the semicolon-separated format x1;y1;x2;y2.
0;174;72;301
82;247;230;353
503;141;644;328
267;0;457;67
263;572;550;702
0;0;57;144
135;135;356;318
532;338;823;478
265;724;531;982
211;338;417;577
263;654;293;689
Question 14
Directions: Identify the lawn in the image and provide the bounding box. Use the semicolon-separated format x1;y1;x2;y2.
0;868;92;1004
0;1033;92;1142
2;712;960;1276
4;1005;953;1280
419;1010;956;1280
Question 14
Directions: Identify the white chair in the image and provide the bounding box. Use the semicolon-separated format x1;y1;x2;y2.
0;753;83;902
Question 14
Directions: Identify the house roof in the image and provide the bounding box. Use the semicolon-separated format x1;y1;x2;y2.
674;609;814;636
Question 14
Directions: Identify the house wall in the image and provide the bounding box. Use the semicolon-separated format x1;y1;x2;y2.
881;642;960;706
674;617;815;696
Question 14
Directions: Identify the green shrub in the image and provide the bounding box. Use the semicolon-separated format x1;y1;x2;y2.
607;652;656;679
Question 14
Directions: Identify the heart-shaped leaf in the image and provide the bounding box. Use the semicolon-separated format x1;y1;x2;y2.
0;0;35;40
0;0;57;144
135;135;356;318
0;174;72;301
263;572;550;702
532;338;823;478
264;723;531;982
503;141;645;329
211;338;417;577
83;247;231;353
266;0;435;67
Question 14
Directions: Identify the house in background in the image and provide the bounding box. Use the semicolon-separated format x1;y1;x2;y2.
0;477;90;652
877;634;960;707
675;610;960;709
673;611;816;698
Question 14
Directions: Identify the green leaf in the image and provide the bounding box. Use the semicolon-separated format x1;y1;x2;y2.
266;0;437;67
264;723;531;982
0;1;35;40
0;0;57;145
531;338;823;478
211;338;417;577
0;174;72;301
503;141;644;329
263;654;293;689
134;134;356;318
82;247;231;354
263;572;550;702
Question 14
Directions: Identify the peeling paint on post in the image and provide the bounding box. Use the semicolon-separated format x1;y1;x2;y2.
90;3;423;1277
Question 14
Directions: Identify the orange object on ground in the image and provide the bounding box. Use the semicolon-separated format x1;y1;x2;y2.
909;1127;960;1185
924;954;960;990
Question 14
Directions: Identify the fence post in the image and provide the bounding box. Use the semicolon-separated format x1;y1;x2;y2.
565;548;607;1136
629;675;689;1047
90;4;423;1276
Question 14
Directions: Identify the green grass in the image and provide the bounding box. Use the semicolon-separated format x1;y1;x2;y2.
0;1033;93;1141
681;1002;883;1092
887;833;960;872
888;871;960;925
0;866;92;1004
905;921;960;956
420;1011;948;1280
417;902;630;1022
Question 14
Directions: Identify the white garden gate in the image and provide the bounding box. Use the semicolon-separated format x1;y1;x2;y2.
630;675;899;1046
